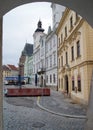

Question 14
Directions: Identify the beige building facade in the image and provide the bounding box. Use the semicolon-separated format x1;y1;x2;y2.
56;8;93;104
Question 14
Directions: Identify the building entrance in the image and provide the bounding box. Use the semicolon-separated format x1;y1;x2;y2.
65;75;69;94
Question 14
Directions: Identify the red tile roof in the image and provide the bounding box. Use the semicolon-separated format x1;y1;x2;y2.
2;65;10;71
7;64;18;71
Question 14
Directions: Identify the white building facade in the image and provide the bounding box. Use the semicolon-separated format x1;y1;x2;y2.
33;20;45;86
45;30;58;90
33;3;65;88
45;3;65;90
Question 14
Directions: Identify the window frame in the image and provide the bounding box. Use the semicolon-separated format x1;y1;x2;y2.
77;40;81;57
71;46;74;61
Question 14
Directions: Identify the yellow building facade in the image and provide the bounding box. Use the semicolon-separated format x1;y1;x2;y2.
56;8;93;104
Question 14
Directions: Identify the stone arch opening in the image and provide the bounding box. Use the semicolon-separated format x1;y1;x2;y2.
0;0;93;130
0;0;93;27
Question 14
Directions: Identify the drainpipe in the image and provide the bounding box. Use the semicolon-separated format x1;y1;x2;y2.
0;17;3;130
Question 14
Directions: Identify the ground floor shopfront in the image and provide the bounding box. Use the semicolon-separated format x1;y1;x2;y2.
58;62;93;104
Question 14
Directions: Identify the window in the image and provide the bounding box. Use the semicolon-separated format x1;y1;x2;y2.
61;34;63;43
41;39;43;47
70;16;73;29
50;40;52;50
65;26;67;38
59;78;60;88
53;37;56;46
53;74;56;83
61;56;63;67
71;46;74;61
53;52;56;66
50;75;52;83
59;37;60;45
46;75;48;83
46;57;48;68
72;76;74;91
78;75;81;92
76;12;78;21
66;52;68;65
50;55;52;67
59;58;60;68
46;44;48;53
77;40;80;57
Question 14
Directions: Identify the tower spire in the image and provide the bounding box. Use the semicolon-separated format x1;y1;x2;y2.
35;20;44;32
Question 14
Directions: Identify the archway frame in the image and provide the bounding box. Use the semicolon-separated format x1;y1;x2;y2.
0;0;93;130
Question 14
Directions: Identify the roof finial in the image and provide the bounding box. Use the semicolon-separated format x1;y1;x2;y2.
38;20;42;28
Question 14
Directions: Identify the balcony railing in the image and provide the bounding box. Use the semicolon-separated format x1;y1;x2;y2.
37;68;46;75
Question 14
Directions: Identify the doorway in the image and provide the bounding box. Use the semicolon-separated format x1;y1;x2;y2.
65;75;69;94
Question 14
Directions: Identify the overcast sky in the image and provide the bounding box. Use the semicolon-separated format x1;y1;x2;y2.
3;2;52;66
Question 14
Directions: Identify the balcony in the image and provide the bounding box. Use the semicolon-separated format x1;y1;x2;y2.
37;68;46;75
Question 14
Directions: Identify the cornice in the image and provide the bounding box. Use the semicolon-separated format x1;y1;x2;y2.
58;19;84;52
58;60;93;74
71;60;93;69
67;19;84;42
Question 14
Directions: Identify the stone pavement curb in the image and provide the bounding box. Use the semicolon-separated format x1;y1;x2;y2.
37;96;86;119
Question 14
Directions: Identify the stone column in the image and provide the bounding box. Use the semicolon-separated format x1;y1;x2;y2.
85;71;93;130
0;17;3;130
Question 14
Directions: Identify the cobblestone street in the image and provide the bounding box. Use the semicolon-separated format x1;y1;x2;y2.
3;88;87;130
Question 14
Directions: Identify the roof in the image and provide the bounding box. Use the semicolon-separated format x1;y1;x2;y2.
22;43;33;56
7;64;18;71
2;65;10;71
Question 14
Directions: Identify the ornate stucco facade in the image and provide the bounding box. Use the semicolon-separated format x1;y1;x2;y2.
56;8;93;104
